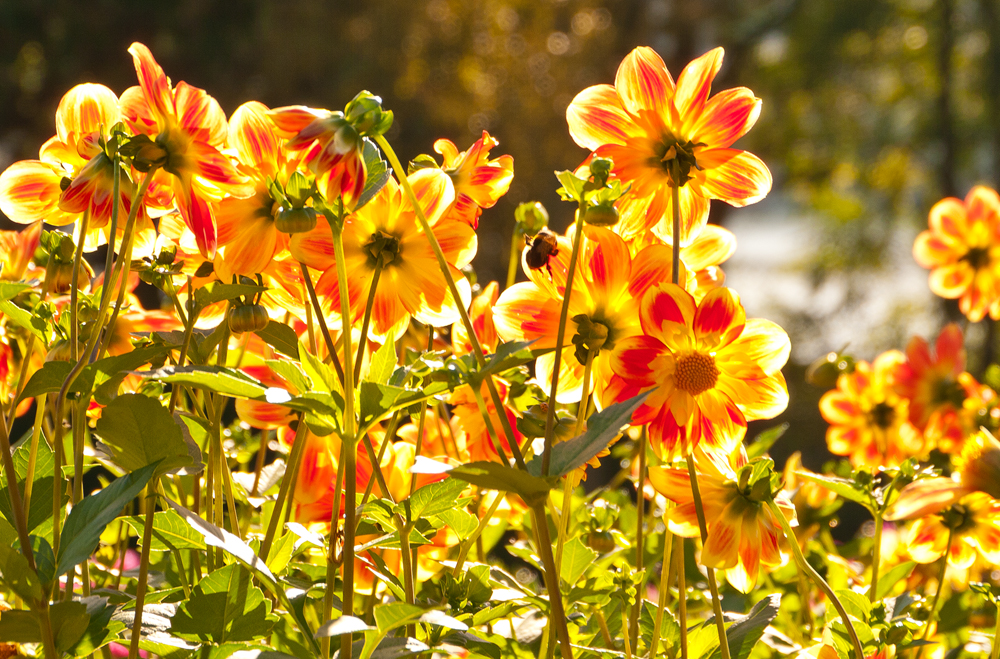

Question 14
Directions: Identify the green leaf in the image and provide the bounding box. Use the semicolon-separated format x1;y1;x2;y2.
93;394;193;475
0;609;41;643
373;601;424;633
29;535;55;586
265;359;312;395
51;601;91;652
356;140;391;211
447;462;553;506
0;299;48;343
795;471;873;509
66;596;127;657
15;360;72;404
143;365;269;399
255;321;300;359
0;281;31;301
525;392;649;478
171;563;275;643
434;508;477;540
314;615;373;637
479;340;538;378
0;543;43;601
123;510;207;552
0;439;60;533
300;344;339;394
834;589;871;624
709;594;781;659
56;462;158;578
875;561;916;600
195;281;267;308
359;382;406;427
265;531;296;576
400;478;468;522
560;537;597;585
639;600;680;656
165;498;276;584
746;423;789;459
366;339;397;385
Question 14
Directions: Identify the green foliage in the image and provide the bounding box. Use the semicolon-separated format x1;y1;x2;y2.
171;563;276;643
93;394;193;475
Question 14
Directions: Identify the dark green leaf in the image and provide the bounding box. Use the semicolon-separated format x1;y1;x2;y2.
15;360;72;404
0;439;60;533
123;510;207;551
255;321;300;359
171;563;276;643
746;423;789;459
0;543;43;601
93;394;192;475
359;382;406;427
56;462;157;578
142;365;269;399
29;535;55;586
51;601;91;652
709;594;781;659
0;609;41;643
66;596;127;657
447;462;553;506
195;281;267;308
525;392;649;478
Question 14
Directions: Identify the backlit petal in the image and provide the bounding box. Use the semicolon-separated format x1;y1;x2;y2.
55;83;120;144
687;86;761;147
408;168;456;227
615;46;675;120
674;47;724;129
693;147;772;206
693;286;745;348
230;101;281;174
0;160;68;224
566;84;639;150
127;42;173;126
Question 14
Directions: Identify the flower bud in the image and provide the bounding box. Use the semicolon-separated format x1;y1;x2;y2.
45;258;93;295
46;339;85;362
274;206;318;235
582;201;620;227
228;304;270;335
515;201;549;234
589;156;613;184
806;351;855;389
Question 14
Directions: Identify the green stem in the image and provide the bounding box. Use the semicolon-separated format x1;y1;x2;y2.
767;499;865;659
22;393;46;515
251;428;269;496
869;513;883;603
128;484;157;659
506;228;522;289
407;327;434;496
69;209;91;363
992;603;1000;659
451;493;504;576
670;161;681;284
686;450;731;659
261;419;308;560
354;259;384;382
676;537;688;659
529;501;574;659
322;438;348;659
168;296;200;414
374;134;526;470
36;598;59;659
919;528;953;651
361;411;400;506
542;208;585;477
629;427;647;651
649;526;674;659
330;202;358;659
300;261;345;385
0;408;35;569
470;380;510;465
101;135;122;310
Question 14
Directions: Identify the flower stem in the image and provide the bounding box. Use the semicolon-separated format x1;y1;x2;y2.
354;258;384;382
542;209;585;477
529;500;575;659
22;393;46;513
670;162;681;284
649;523;674;659
991;603;1000;659
629;426;647;651
919;528;953;651
506;228;522;289
767;498;865;659
686;449;731;659
261;419;308;560
330;205;358;659
167;288;199;414
869;513;883;603
676;537;688;659
128;484;157;659
374;134;526;470
300;261;346;385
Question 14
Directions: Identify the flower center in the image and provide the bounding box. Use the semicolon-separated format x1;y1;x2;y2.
674;351;719;396
940;503;975;533
571;314;614;365
868;401;895;429
364;229;401;267
658;139;703;186
963;246;991;270
933;376;966;408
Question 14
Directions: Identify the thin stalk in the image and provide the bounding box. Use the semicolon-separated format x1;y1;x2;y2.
470;382;510;465
22;393;46;513
629;426;647;651
167;300;200;414
36;599;59;659
670;161;681;284
621;604;632;659
300;261;345;384
0;410;35;568
529;501;574;659
869;513;883;603
321;437;348;659
361;411;400;506
595;608;614;649
554;348;594;571
768;499;865;659
919;528;954;649
101;136;122;309
374;134;526;470
251;429;269;496
261;419;308;560
452;493;504;576
69;209;91;363
649;527;674;659
686;449;731;659
330;203;358;659
992;603;1000;659
408;327;434;496
304;278;318;355
676;537;688;659
541;208;585;476
506;229;522;289
128;484;157;659
354;259;384;381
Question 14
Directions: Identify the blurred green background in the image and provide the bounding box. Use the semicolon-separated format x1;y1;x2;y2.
2;0;997;479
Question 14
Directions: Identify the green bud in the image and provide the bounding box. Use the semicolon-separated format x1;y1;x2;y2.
274;206;318;234
582;201;620;228
156;243;178;266
228;304;270;335
515;201;549;234
589;156;613;184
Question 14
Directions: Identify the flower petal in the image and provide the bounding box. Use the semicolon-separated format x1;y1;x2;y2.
0;160;70;224
639;283;696;340
615;46;675;120
687;86;761;148
55;83;120;144
229;101;281;174
692;147;772;207
127;42;173;127
566;84;639;150
408;168;456;227
675;47;724;129
693;286;745;349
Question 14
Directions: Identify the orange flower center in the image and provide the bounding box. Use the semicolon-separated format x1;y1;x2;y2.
674;351;719;396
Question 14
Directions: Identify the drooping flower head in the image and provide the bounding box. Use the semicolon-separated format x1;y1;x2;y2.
566;47;771;245
649;445;795;593
432;131;514;229
913;186;1000;322
605;283;790;458
819;351;924;470
120;42;252;258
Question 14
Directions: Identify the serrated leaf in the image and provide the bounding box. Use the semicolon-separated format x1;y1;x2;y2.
171;563;275;643
123;510;207;552
366;339;397;385
0;439;59;533
359;382;406;427
479;340;538;378
447;462;553;506
356;140;391;211
0;299;48;343
141;365;269;399
400;478;468;522
56;462;158;578
434;508;477;540
639;600;680;656
255;321;300;359
525;392;649;478
66;596;127;657
93;394;192;475
314;615;373;637
560;537;597;585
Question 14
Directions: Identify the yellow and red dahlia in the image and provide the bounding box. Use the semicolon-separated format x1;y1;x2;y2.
433;131;513;229
605;283;789;458
904;492;1000;569
120;42;252;258
453;281;500;357
819;351;924;469
913;186;1000;322
566;47;771;245
494;225;678;404
649;445;795;593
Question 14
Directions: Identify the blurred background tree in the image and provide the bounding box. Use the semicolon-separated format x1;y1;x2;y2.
2;0;998;492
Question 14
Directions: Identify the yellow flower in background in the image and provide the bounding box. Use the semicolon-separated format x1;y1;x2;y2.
819;351;924;469
913;186;1000;322
433;131;514;229
904;492;1000;570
